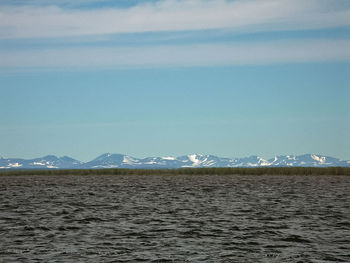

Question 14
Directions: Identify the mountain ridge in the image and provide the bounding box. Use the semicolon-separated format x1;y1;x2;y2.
0;153;349;169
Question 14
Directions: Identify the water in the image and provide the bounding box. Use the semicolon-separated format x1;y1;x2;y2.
0;174;349;262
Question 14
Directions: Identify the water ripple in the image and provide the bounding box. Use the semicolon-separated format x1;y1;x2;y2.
0;174;349;262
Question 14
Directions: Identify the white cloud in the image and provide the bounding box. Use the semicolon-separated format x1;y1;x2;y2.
0;0;349;39
1;39;349;70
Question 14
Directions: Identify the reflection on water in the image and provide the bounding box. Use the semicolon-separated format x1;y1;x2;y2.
0;174;349;262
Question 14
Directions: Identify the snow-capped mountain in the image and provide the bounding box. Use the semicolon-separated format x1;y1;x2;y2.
267;154;343;167
81;153;141;169
0;154;349;170
0;155;82;169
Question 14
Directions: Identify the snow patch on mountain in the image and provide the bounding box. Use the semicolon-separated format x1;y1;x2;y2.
9;163;22;168
123;156;139;165
32;162;45;166
311;155;326;163
161;156;175;160
188;154;201;166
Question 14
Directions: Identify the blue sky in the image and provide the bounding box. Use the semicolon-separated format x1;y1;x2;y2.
0;0;349;161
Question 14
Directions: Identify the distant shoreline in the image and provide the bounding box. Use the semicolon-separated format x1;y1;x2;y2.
1;167;349;176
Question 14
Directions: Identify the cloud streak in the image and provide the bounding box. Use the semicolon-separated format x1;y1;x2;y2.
1;39;349;70
1;0;350;39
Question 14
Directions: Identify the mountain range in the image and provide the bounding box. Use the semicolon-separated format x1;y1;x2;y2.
1;153;349;170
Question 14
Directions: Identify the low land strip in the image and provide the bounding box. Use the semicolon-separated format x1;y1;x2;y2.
0;167;349;176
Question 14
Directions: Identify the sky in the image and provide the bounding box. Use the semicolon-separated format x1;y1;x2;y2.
0;0;349;162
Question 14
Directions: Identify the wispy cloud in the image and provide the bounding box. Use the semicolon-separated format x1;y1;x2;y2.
1;39;349;70
1;0;350;39
1;0;349;70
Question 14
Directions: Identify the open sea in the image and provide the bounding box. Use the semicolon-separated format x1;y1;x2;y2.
0;174;349;262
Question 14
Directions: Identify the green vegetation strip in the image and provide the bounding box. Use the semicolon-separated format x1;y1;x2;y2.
0;167;350;176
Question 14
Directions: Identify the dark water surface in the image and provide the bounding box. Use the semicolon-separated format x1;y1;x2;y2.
1;174;349;262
